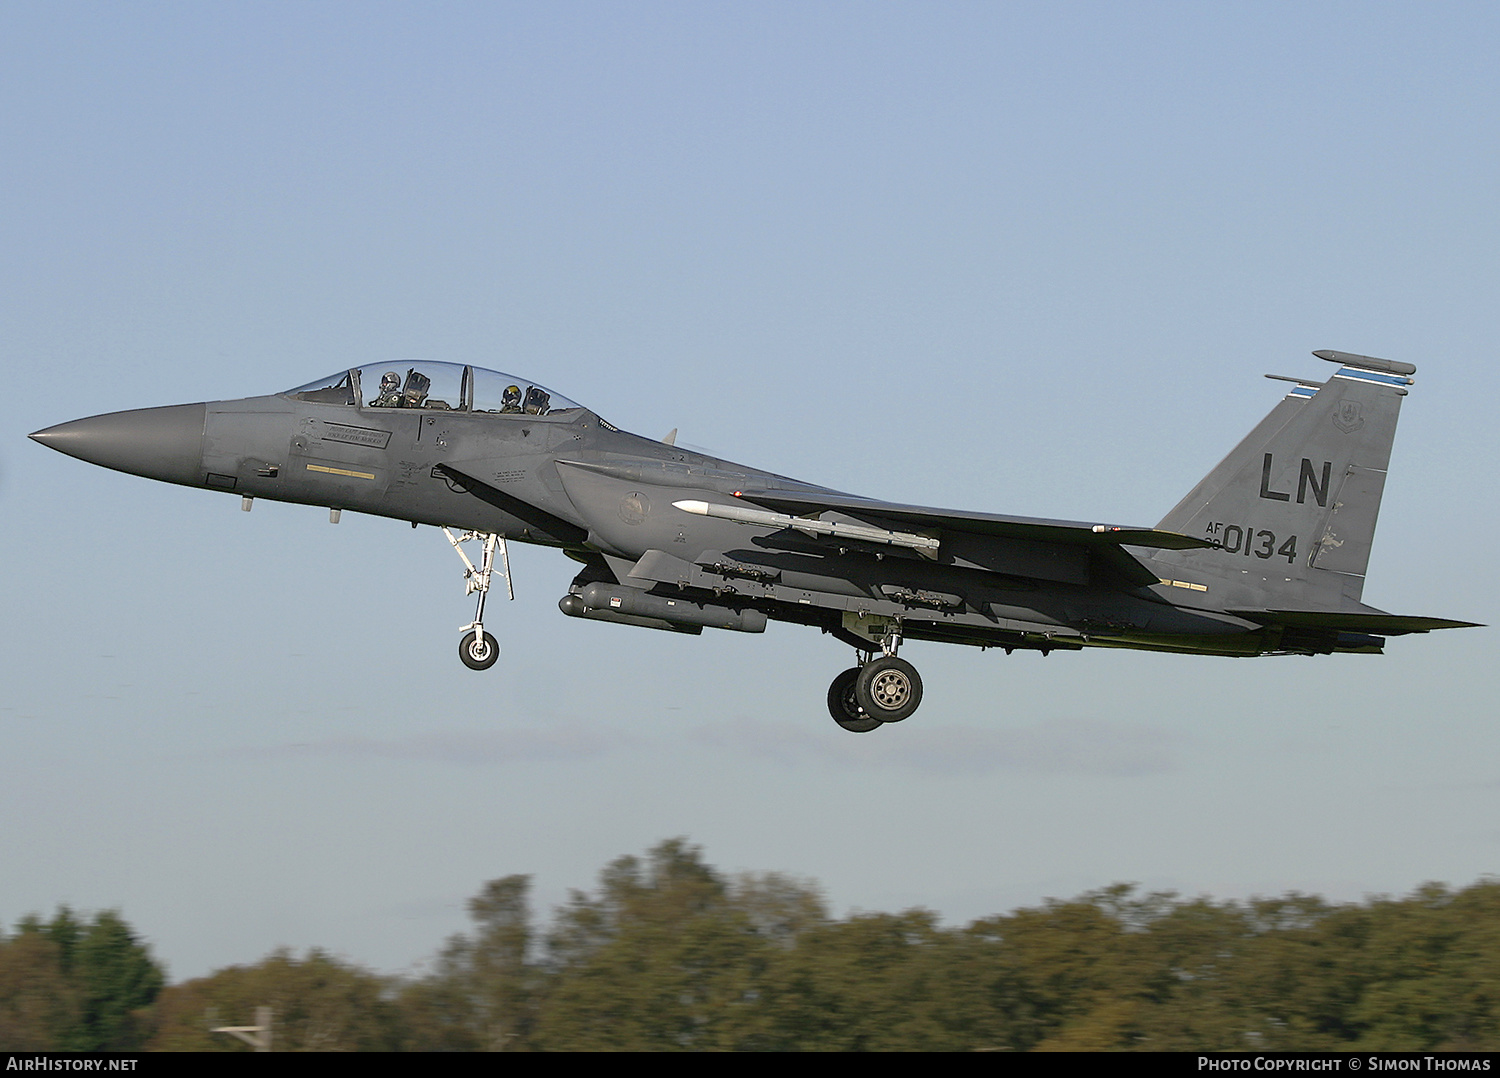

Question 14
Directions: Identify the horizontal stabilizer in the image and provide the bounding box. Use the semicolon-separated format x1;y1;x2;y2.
733;490;1212;550
1313;350;1417;377
1228;609;1481;635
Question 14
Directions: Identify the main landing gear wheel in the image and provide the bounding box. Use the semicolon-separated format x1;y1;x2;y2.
855;656;923;723
459;630;500;671
827;667;882;733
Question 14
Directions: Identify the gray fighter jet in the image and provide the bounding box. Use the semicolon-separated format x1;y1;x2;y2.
30;349;1477;732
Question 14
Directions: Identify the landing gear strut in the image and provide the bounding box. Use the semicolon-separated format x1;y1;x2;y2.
444;528;512;671
826;623;924;731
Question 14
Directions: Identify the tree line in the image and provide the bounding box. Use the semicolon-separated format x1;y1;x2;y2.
5;840;1500;1051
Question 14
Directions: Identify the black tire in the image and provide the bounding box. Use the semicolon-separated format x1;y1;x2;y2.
854;656;922;722
827;667;881;733
459;630;500;671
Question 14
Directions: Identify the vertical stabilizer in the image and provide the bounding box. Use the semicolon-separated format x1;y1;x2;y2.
1153;352;1413;607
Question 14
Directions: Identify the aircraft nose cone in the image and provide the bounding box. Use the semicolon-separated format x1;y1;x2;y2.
30;403;207;486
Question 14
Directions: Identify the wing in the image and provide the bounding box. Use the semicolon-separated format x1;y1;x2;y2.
686;488;1210;591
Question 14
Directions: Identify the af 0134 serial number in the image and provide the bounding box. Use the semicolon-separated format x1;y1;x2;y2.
1204;521;1298;563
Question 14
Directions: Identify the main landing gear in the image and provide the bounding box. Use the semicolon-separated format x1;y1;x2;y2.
444;528;512;671
826;627;923;733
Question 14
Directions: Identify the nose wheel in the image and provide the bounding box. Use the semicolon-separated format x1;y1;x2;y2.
460;630;500;671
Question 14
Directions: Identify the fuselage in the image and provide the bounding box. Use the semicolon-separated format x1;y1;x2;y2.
29;351;1474;729
32;371;1266;657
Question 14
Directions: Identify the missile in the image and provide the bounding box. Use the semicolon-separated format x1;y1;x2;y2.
672;499;940;555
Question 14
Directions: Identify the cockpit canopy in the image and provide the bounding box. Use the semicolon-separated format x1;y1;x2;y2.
284;361;584;418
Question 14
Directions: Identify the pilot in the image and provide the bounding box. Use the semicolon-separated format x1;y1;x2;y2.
370;371;403;408
523;386;551;415
500;384;523;413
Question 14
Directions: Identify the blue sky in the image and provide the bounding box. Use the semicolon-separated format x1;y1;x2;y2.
1;2;1495;981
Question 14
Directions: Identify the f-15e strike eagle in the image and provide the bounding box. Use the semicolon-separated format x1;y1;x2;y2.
31;349;1476;732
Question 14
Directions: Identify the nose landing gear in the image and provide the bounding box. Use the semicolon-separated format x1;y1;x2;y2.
445;528;513;671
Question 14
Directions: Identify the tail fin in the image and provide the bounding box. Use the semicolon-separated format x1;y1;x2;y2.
1153;351;1414;607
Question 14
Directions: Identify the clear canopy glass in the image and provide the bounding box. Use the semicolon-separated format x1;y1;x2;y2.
285;361;583;417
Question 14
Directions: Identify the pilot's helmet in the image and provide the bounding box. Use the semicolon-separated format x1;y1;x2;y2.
502;384;522;407
380;371;401;393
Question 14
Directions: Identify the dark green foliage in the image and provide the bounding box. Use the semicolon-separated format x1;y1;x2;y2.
0;907;163;1050
13;850;1500;1051
413;849;1500;1052
531;839;806;1050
